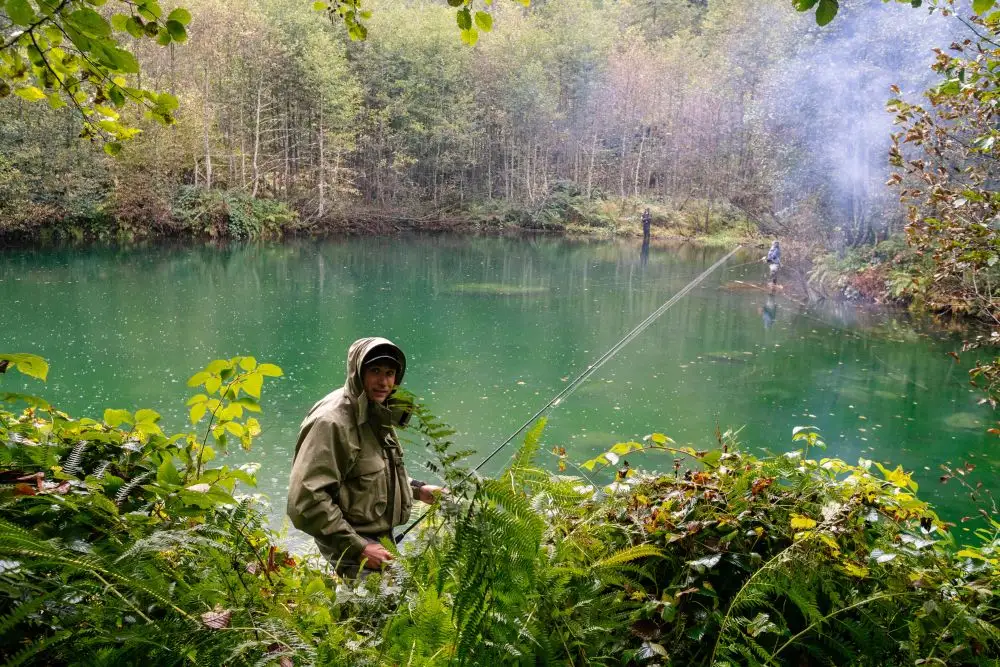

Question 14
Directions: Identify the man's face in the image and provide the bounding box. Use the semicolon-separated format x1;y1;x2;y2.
362;364;397;404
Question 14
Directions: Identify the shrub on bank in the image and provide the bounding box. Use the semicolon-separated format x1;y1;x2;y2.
170;187;298;240
1;354;997;665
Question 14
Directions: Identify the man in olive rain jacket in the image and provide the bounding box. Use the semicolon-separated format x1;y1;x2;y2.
287;337;441;575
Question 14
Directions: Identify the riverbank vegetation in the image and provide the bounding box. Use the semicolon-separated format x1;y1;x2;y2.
2;354;998;665
0;0;959;243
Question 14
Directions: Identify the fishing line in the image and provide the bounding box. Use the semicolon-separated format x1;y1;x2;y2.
398;245;742;539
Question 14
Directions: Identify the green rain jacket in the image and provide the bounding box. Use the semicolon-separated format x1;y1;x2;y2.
286;337;418;566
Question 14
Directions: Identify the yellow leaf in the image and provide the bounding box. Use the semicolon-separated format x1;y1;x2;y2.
876;462;915;490
243;373;263;398
790;514;817;530
818;534;841;555
841;562;869;578
257;363;283;377
189;403;207;425
14;86;47;102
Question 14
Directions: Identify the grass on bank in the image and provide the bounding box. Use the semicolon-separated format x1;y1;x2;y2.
1;174;761;245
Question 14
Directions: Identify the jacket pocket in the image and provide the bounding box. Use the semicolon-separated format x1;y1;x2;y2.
340;456;388;524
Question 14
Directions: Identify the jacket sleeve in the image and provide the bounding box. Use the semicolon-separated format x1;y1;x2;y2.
286;417;367;561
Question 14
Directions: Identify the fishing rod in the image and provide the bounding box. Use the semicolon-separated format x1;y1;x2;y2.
398;245;742;539
726;258;767;271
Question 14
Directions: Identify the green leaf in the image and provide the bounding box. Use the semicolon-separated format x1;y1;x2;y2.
205;376;222;394
135;421;163;437
109;46;140;73
224;422;245;437
235;398;262;412
189;403;207;424
68;8;112;37
447;0;464;6
108;86;125;107
815;0;837;26
165;20;186;42
243;373;263;398
460;28;478;46
187;371;211;387
6;0;37;26
0;353;49;380
166;7;191;24
238;356;257;371
257;363;283;377
311;1;328;9
14;86;47;102
104;408;133;427
135;408;160;423
138;0;162;20
156;27;171;46
792;0;818;10
157;456;182;487
125;17;144;38
0;392;52;410
205;359;229;374
110;13;129;31
103;142;122;156
457;7;472;30
474;11;492;32
973;0;995;15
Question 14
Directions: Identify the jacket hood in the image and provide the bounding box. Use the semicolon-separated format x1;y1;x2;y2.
344;337;407;423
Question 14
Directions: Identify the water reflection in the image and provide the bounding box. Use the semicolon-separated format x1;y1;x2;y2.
761;292;777;330
1;236;995;525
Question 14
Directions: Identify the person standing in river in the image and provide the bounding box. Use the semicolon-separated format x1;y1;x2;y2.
641;208;652;242
287;337;442;576
762;240;781;285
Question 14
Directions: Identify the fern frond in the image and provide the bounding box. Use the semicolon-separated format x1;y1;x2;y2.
591;544;663;569
62;440;86;476
505;417;546;480
0;591;53;638
2;629;71;667
114;470;152;506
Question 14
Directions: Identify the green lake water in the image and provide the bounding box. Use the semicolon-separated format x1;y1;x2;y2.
2;236;996;531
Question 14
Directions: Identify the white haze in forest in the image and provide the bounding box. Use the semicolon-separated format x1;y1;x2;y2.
756;0;961;245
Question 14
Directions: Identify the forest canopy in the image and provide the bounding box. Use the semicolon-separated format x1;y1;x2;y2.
0;0;982;244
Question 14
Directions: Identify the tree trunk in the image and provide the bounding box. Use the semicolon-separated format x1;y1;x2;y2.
633;131;646;197
251;78;263;197
202;69;212;190
318;105;325;217
586;131;597;199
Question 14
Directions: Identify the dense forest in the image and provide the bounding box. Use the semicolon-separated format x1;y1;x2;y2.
0;0;958;242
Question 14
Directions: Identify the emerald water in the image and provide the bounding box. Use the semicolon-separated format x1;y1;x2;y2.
2;236;996;528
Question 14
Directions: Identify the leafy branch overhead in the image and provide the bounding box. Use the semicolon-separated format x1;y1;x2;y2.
0;0;190;151
312;0;504;46
793;0;993;27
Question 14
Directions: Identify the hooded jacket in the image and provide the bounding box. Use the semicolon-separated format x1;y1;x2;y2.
286;337;417;564
766;242;781;265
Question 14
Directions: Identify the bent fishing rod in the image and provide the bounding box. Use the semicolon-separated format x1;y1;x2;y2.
398;245;742;539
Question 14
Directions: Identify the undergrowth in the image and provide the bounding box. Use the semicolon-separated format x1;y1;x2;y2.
1;354;997;665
